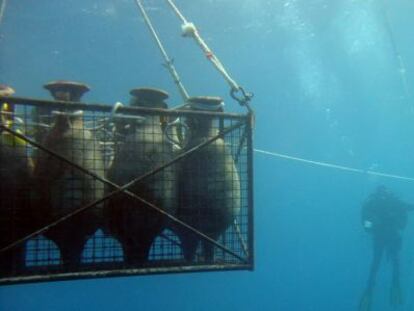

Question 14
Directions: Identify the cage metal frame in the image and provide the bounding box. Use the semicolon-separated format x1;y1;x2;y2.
0;96;254;285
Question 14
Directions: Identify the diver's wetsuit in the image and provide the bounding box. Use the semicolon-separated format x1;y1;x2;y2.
361;187;410;302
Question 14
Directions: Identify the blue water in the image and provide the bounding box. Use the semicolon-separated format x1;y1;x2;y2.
1;0;414;310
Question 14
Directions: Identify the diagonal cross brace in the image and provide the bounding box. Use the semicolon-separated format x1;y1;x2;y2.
0;121;247;263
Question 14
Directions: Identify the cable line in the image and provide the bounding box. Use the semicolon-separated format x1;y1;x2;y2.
0;0;7;26
134;0;189;102
255;149;414;182
165;0;253;110
380;0;411;105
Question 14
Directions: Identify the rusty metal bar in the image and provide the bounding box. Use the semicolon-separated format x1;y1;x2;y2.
231;123;249;257
0;121;248;263
233;219;249;258
234;124;247;164
246;112;255;267
0;96;246;119
0;263;252;285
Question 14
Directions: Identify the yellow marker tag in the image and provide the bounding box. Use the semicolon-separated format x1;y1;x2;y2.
1;102;14;128
1;101;28;146
0;129;27;147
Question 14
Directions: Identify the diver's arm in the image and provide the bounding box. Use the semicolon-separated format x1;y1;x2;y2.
361;200;377;231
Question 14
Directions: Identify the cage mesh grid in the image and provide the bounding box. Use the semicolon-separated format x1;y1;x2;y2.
0;97;253;284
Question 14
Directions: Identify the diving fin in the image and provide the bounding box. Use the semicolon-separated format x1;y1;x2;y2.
390;284;403;307
358;289;372;311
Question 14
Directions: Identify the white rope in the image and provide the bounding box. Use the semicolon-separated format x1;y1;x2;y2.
165;0;188;24
0;0;7;26
134;0;189;102
254;148;414;182
380;0;412;104
165;0;240;92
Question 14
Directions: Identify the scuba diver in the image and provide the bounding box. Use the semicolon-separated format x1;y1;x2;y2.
359;185;413;311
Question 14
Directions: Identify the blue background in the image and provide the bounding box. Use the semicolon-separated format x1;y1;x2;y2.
1;0;414;310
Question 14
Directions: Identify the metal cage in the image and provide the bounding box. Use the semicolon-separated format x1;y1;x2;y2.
0;96;254;285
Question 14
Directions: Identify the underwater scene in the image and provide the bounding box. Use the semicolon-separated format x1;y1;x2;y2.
0;0;414;310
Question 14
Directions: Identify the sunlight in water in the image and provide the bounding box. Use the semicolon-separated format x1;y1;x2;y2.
279;0;340;109
81;2;118;18
338;0;387;57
